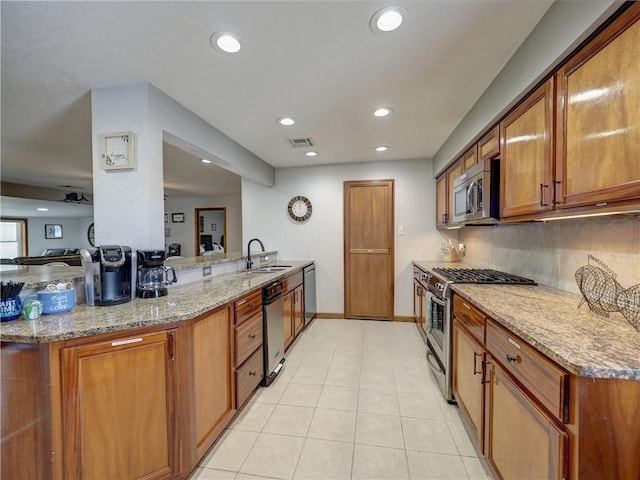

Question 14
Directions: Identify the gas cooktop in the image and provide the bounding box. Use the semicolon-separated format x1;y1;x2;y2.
432;268;537;285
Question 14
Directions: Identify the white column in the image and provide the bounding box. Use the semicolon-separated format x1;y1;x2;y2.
91;82;165;250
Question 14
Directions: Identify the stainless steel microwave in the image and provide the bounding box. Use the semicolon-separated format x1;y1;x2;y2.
452;160;500;224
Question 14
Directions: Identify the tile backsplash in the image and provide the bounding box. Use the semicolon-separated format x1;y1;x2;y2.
459;215;640;294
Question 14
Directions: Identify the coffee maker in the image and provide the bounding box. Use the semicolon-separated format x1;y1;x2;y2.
80;246;135;306
136;250;177;298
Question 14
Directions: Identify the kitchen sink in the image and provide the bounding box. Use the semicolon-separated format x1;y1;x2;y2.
254;267;288;273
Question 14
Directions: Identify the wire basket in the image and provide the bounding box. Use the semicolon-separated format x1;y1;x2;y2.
575;255;639;331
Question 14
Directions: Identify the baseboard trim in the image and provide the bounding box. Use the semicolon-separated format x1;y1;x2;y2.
314;313;416;323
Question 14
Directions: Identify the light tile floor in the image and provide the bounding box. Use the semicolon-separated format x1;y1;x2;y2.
191;319;495;480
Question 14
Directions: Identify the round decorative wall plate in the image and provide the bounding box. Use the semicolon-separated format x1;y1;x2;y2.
287;196;312;222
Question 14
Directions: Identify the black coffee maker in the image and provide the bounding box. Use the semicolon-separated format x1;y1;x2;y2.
80;245;134;306
136;250;177;298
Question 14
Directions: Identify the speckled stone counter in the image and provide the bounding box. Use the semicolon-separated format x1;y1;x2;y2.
0;260;311;344
412;260;640;381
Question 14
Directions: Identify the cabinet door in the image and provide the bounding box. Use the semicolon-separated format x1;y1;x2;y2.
500;78;554;219
62;330;178;480
293;285;304;337
485;360;569;480
283;291;294;350
461;145;479;172
435;174;449;227
413;280;426;337
452;323;484;451
555;7;640;209
193;308;235;459
478;125;500;161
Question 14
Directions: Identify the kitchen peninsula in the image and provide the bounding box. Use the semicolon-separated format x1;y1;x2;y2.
1;255;312;479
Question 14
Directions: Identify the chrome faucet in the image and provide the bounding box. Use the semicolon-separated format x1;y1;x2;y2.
246;238;265;269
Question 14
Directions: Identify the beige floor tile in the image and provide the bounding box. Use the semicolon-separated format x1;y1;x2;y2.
395;372;438;394
231;402;276;432
401;417;459;455
317;385;359;411
278;383;322;407
262;405;314;437
290;366;328;385
448;419;481;457
240;433;304;480
274;365;298;385
293;438;354;479
202;430;259;471
358;388;400;416
190;467;237;479
406;450;469;479
355;412;405;449
252;383;287;404
352;444;409;479
397;391;447;421
324;365;360;387
462;456;494;480
307;408;356;442
359;368;396;391
235;474;281;480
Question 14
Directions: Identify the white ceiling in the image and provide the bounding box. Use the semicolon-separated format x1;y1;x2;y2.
1;0;554;199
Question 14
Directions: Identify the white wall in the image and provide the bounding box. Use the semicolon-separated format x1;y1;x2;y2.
164;194;242;257
27;216;94;255
242;158;457;317
459;216;640;294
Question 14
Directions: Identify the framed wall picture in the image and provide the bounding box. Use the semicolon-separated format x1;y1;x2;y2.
164;214;168;223
200;216;204;233
172;213;185;223
45;224;63;239
211;223;217;231
98;131;135;170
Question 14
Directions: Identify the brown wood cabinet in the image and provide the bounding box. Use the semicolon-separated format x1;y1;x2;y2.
413;279;426;337
555;4;640;211
191;307;236;461
460;145;478;172
500;78;555;219
61;329;179;480
233;289;264;408
478;125;500;162
283;270;304;350
435;160;463;228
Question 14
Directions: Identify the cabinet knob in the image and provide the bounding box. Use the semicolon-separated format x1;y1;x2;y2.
249;371;257;376
506;354;520;363
248;333;257;340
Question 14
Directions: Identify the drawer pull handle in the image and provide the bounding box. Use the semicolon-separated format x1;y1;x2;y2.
237;299;247;306
249;302;257;309
462;302;471;310
506;354;520;363
248;333;257;340
473;352;482;375
462;313;468;319
249;371;257;376
111;337;143;347
508;338;521;350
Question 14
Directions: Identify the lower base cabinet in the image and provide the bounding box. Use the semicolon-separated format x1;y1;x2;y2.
61;329;179;480
485;359;569;480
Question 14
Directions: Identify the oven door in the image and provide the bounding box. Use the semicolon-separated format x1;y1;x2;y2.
426;290;447;360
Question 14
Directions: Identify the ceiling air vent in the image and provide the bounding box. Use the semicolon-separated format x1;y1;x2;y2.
287;137;315;148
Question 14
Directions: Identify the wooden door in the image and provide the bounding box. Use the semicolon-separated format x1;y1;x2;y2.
452;324;485;451
344;179;394;320
62;330;178;480
485;360;569;480
500;78;554;219
192;308;235;460
555;5;640;209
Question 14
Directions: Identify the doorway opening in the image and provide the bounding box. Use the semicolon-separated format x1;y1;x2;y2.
195;207;227;255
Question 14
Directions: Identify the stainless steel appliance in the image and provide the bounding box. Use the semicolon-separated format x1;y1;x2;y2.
262;280;285;386
136;250;177;298
452;159;500;225
303;264;316;326
80;245;135;306
424;267;536;403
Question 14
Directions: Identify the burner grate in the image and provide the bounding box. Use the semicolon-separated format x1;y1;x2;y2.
432;268;536;285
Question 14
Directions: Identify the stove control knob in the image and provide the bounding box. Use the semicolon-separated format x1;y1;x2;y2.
435;282;444;291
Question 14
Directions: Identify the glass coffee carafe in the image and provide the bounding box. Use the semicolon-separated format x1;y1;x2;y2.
136;250;177;298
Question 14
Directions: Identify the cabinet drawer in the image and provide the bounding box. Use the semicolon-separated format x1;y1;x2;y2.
453;295;486;343
235;312;263;366
486;320;569;423
282;270;303;295
234;290;262;326
235;346;264;408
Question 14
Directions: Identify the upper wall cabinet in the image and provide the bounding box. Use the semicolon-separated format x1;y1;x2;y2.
435;160;463;228
500;79;555;219
555;5;640;210
478;125;500;162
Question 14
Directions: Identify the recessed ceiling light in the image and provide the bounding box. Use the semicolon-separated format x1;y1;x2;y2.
370;6;407;33
201;159;212;164
278;117;296;126
37;208;49;212
210;32;242;54
306;151;318;157
375;146;389;152
373;107;393;117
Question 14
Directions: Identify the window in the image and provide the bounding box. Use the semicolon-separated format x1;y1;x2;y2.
0;219;27;259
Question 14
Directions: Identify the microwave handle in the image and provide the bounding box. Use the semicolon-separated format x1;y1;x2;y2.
467;180;478;213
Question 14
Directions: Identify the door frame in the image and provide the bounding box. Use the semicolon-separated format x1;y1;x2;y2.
194;207;227;255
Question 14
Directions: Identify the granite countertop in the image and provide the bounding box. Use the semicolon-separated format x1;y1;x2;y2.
0;260;311;344
412;260;640;381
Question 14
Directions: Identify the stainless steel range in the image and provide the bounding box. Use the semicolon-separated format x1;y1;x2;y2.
422;267;536;403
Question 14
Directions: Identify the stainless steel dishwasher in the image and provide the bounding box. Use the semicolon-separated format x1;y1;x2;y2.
262;280;285;386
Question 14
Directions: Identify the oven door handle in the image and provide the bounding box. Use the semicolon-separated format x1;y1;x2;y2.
426;347;443;373
427;292;447;307
467;180;478;213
